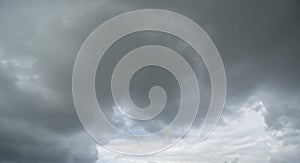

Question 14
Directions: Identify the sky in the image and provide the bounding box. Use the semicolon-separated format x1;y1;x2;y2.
0;0;300;162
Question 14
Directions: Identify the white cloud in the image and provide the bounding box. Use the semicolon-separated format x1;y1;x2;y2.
96;97;298;163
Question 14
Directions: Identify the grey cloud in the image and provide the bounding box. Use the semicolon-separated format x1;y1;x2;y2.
0;0;130;162
0;0;300;162
122;0;300;162
0;115;98;163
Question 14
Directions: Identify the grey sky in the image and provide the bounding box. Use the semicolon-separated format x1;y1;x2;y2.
0;0;299;162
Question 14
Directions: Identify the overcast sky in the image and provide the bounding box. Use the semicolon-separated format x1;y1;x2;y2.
0;0;300;162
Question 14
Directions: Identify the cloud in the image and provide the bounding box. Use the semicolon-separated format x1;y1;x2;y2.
0;0;299;162
0;117;98;163
97;97;299;163
0;0;130;162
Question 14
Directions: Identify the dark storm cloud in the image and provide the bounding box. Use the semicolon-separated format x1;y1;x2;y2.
119;0;300;142
0;0;129;162
0;0;299;162
117;0;300;121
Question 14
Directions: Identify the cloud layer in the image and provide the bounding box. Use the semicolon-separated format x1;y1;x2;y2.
0;0;299;162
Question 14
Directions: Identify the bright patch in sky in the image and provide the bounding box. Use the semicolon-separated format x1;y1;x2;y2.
96;98;288;163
